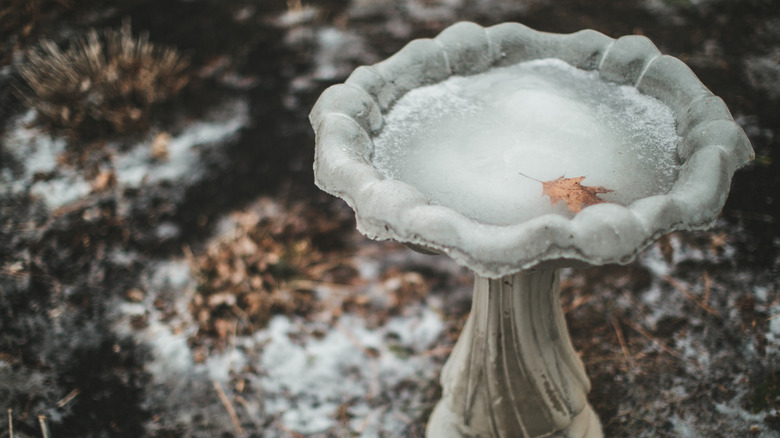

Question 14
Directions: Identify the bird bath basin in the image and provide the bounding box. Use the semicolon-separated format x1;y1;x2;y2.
310;22;753;438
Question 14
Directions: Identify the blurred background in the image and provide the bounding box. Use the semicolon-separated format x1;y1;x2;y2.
0;0;778;437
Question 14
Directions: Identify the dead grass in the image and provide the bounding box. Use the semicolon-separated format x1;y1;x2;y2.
16;20;189;140
187;199;439;354
188;201;358;351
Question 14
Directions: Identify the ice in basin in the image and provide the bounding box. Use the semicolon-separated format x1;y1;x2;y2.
371;58;682;225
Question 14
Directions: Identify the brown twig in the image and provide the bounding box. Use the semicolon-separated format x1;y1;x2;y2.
334;321;380;399
55;388;79;408
611;317;634;371
212;380;245;436
623;319;683;360
663;275;719;316
702;271;712;305
38;415;51;438
7;409;12;438
354;406;385;434
335;321;378;358
562;293;591;314
233;396;262;429
276;421;305;438
516;171;544;183
419;345;453;357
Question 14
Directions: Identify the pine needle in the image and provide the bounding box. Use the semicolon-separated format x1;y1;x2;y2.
212;380;245;436
38;415;51;438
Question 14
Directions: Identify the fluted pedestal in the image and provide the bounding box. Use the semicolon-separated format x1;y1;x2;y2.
426;269;602;438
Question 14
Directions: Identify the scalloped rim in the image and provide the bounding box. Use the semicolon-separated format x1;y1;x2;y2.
310;22;754;278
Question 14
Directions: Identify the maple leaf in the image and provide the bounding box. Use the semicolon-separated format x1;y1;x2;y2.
542;176;612;213
518;173;613;213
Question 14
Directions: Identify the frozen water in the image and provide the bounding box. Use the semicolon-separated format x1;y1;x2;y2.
372;58;682;225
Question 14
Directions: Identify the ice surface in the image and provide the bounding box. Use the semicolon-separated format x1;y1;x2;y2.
372;58;682;225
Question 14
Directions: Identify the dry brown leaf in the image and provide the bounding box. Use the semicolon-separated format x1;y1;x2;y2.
91;169;116;191
541;175;612;213
150;132;171;160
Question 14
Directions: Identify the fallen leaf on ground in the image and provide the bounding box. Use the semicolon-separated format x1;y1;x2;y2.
541;175;612;213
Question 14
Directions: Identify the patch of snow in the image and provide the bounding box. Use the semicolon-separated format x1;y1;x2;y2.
755;285;770;302
640;282;663;306
766;306;780;356
154;222;181;240
150;259;196;292
115;260;201;378
674;331;710;372
384;306;443;351
1;99;249;211
114;249;448;437
115;98;249;188
205;349;246;382
258;308;445;435
638;243;673;277
715;403;780;438
669;415;698;438
771;316;780;336
145;315;198;377
29;177;93;210
0;110;86;209
744;49;780;100
354;257;382;282
4;111;65;176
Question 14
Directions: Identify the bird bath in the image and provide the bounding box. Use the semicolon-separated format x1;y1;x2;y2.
309;22;753;437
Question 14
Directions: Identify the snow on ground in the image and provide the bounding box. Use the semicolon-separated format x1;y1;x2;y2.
618;224;780;436
258;308;443;436
114;223;450;437
114;99;249;188
1;98;248;211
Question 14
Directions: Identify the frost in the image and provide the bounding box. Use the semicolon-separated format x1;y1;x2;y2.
258;308;444;435
669;415;698;438
715;403;780;438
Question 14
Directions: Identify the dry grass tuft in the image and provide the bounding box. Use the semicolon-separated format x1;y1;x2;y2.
16;20;189;139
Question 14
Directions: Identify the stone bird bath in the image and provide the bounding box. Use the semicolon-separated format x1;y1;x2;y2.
309;22;753;438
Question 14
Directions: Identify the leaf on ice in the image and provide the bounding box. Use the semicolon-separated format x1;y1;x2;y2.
541;175;612;213
518;172;613;213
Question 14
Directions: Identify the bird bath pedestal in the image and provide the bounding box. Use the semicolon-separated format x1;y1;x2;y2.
310;22;753;438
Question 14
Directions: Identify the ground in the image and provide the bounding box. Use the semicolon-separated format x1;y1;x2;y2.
0;0;779;437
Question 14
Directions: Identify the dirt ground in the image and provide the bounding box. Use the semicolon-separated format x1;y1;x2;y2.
1;0;779;437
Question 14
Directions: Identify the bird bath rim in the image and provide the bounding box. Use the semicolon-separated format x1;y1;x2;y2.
310;21;754;279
